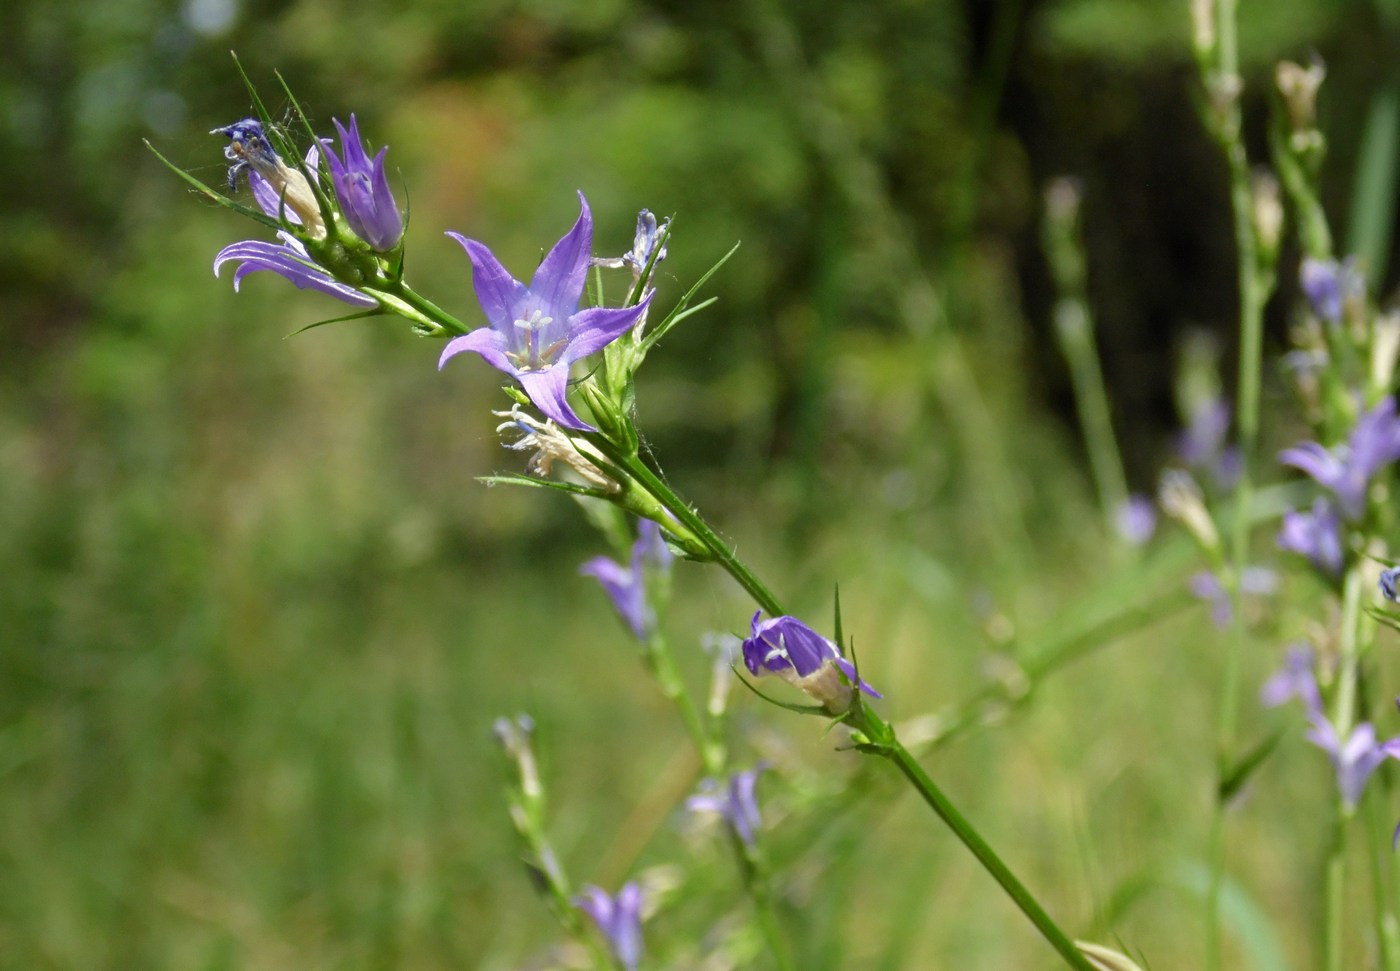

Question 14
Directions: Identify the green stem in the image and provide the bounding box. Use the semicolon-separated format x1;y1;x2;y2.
743;850;796;971
590;437;786;617
859;713;1094;971
394;281;471;335
644;631;725;776
1325;814;1346;971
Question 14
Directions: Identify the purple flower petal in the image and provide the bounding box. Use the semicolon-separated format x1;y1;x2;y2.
564;295;653;363
438;326;513;374
449;232;529;332
530;192;593;320
518;367;590;431
213;234;376;307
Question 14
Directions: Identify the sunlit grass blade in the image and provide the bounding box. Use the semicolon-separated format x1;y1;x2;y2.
1347;81;1400;278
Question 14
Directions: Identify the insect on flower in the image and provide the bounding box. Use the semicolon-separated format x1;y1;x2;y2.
212;117;325;236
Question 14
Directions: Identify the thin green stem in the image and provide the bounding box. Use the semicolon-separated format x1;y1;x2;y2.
590;437;786;617
644;631;725;776
1325;815;1346;971
742;850;796;971
860;715;1094;971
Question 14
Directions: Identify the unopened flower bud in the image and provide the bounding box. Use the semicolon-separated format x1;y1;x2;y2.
1251;169;1283;261
1191;0;1217;58
1159;469;1220;552
740;613;881;715
1276;59;1326;134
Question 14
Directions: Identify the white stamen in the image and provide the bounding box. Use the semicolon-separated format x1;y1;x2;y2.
513;309;554;333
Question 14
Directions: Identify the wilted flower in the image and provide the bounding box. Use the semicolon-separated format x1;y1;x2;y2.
687;765;768;849
741;613;881;714
1300;257;1364;325
212;136;377;308
1279;396;1400;521
575;883;644;971
594;209;670;283
1276;499;1344;577
1114;494;1157;546
1262;647;1400;809
581;520;673;641
495;405;618;491
324;114;404;252
439;193;653;431
213;118;325;236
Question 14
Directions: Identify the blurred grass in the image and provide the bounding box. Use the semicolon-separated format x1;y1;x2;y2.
2;0;1396;967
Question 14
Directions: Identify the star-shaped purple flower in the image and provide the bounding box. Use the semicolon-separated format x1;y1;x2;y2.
1300;256;1364;324
1279;396;1400;521
438;193;653;431
575;883;644;971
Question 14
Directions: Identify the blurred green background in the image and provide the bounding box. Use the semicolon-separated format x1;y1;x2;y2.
5;0;1400;967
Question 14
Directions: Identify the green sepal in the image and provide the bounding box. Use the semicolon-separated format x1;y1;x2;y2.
640;241;740;353
502;386;532;408
283;308;384;338
1217;729;1283;803
730;664;829;717
144;141;283;234
476;474;617;499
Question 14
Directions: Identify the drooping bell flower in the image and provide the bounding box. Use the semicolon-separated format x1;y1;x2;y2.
741;612;881;714
575;883;644;971
580;520;674;641
1276;498;1344;577
1279;396;1400;521
687;765;768;849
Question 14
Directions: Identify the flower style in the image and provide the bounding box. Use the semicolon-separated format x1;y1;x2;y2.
594;209;670;283
580;519;673;641
1276;498;1344;577
1300;256;1364;324
324;115;404;252
1262;646;1400;809
575;883;644;971
741;613;881;714
687;765;767;849
1279;396;1400;521
438;193;653;431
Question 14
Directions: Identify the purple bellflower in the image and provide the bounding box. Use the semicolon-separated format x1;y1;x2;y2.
1279;396;1400;521
741;613;881;714
687;765;768;849
438;193;654;431
1262;646;1400;810
1276;498;1344;577
213;135;377;309
324;115;404;252
1300;256;1364;324
575;883;644;971
580;520;674;641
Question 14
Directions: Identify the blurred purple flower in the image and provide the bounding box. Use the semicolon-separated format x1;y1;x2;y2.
580;520;673;641
1382;567;1400;603
324;114;404;251
741;613;881;713
575;883;644;971
438;193;653;431
1276;499;1344;577
1262;646;1400;809
1177;399;1241;490
1301;256;1364;324
1114;494;1157;546
1190;568;1277;629
1279;396;1400;521
687;765;768;849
